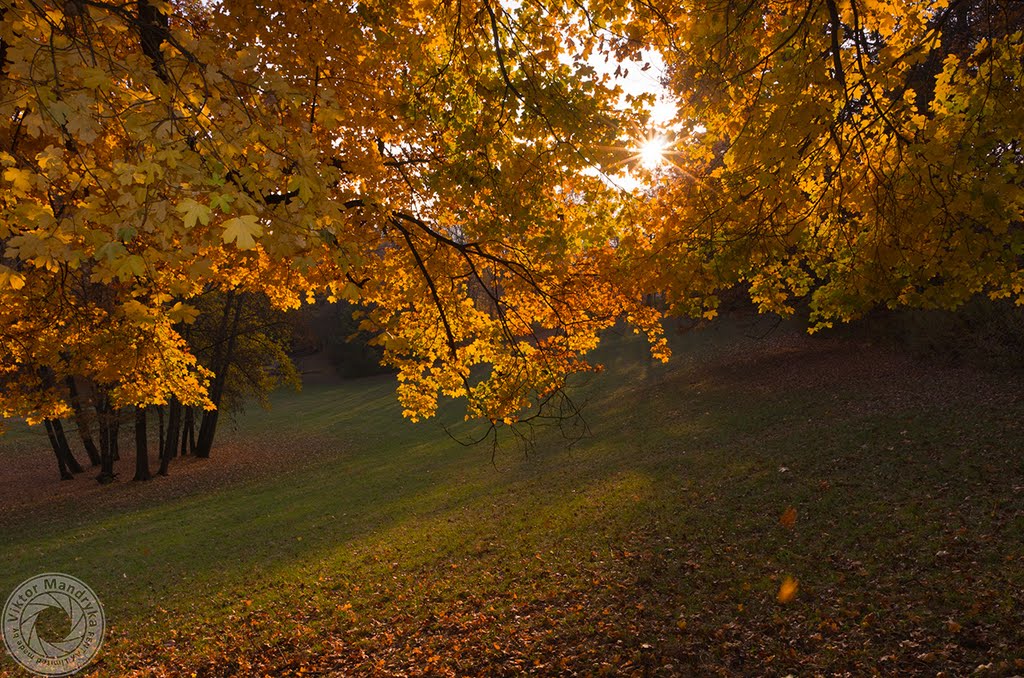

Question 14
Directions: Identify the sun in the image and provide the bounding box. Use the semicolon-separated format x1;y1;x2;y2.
592;130;680;187
638;135;669;170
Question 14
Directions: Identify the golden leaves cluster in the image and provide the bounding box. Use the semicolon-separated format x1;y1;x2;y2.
629;0;1024;328
0;0;666;424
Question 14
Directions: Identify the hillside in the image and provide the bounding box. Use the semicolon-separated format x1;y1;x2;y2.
1;321;1022;676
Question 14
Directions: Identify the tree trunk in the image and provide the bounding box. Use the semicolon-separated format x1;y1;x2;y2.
157;405;165;458
43;419;74;480
194;409;219;459
181;406;195;456
159;399;181;476
133;406;151;481
51;419;85;474
95;394;117;484
66;377;101;466
195;293;245;458
110;410;120;461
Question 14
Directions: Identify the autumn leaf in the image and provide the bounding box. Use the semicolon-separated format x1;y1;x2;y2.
114;254;147;280
222;216;263;250
0;265;26;291
210;193;234;214
4;167;33;194
168;301;201;324
777;577;798;603
121;299;155;323
779;506;797;528
176;199;213;229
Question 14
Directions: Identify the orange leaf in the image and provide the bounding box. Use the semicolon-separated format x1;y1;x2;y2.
779;506;797;528
777;576;798;603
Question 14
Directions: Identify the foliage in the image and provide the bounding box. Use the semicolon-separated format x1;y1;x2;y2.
628;0;1024;327
186;291;301;413
2;0;1021;434
0;0;667;430
4;0;1022;430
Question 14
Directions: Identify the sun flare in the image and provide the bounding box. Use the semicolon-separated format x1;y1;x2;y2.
638;136;668;170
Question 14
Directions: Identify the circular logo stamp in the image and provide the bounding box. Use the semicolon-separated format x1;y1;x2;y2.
3;573;105;676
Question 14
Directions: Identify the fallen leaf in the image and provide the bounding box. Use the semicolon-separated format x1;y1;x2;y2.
777;576;798;603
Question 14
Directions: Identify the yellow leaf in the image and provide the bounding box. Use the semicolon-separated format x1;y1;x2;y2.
81;67;111;90
4;168;33;194
168;301;200;324
175;199;212;229
10;274;25;290
121;299;155;323
114;254;147;280
777;576;798;603
221;215;263;250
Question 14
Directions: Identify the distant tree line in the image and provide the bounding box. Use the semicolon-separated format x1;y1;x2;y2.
36;291;292;482
34;294;397;483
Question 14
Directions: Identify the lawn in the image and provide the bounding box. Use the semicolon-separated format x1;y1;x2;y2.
2;319;1023;676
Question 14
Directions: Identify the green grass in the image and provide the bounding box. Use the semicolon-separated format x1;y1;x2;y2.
2;322;1023;676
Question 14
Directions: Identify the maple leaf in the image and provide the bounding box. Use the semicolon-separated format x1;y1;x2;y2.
168;301;201;324
114;255;147;280
4;168;33;194
222;216;263;250
210;193;234;214
176;199;213;229
121;299;156;324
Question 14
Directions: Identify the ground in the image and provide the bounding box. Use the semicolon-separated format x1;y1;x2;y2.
1;318;1023;676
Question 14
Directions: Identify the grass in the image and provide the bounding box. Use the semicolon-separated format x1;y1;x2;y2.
1;319;1023;676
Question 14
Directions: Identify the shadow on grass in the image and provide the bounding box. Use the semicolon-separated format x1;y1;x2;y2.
1;324;1022;676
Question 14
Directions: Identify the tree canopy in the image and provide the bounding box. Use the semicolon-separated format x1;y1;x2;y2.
630;0;1023;327
1;0;1020;430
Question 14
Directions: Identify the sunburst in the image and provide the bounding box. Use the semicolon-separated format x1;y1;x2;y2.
597;131;678;175
637;135;669;170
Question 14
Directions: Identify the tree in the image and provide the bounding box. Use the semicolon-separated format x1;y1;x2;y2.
186;289;300;458
11;0;1014;463
66;376;102;466
0;0;668;444
626;0;1024;327
42;417;83;480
